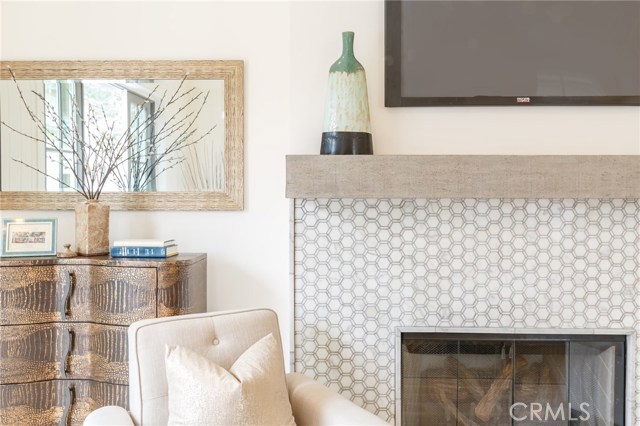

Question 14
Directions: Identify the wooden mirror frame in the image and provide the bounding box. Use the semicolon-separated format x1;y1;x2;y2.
0;60;243;211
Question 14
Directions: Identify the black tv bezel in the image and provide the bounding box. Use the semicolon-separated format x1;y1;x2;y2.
384;0;640;107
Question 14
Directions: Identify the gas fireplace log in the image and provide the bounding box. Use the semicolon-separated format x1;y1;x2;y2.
537;362;561;403
474;356;528;422
446;356;485;400
426;376;472;402
517;362;543;401
517;361;561;402
438;390;482;426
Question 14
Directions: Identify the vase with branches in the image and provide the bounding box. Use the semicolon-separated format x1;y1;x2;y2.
2;70;215;255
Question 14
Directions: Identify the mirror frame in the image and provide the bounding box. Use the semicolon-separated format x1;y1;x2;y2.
0;60;243;211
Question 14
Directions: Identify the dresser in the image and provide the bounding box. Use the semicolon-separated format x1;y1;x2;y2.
0;254;206;426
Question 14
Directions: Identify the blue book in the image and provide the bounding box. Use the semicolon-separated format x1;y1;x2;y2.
110;245;178;258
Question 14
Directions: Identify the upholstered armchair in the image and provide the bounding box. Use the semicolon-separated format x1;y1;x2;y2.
84;308;390;426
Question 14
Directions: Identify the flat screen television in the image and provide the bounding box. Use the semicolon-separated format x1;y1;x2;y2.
385;0;640;106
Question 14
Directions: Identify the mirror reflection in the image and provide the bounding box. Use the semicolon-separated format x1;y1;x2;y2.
0;79;224;193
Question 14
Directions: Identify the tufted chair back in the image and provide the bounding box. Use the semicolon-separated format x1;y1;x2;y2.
128;309;283;426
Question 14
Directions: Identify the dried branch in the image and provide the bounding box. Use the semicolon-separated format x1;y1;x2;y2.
1;69;216;200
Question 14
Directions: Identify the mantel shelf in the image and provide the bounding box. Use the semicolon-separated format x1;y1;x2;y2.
286;155;640;199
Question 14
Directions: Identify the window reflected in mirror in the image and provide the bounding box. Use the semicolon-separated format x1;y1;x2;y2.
1;79;224;193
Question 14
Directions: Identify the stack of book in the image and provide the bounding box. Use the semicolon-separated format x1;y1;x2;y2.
110;239;178;258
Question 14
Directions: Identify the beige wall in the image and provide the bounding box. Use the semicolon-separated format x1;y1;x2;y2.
2;0;639;368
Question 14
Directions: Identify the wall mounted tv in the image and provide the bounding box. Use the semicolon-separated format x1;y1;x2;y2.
385;0;640;106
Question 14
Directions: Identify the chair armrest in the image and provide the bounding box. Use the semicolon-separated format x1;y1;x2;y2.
286;373;391;426
83;406;134;426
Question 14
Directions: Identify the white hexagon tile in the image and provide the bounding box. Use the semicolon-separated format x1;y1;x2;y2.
293;199;640;423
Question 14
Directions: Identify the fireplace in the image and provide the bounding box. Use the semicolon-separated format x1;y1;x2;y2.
288;155;640;422
399;332;626;426
292;198;640;424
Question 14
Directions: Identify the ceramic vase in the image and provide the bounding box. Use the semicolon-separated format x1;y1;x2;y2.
75;200;110;256
321;31;373;155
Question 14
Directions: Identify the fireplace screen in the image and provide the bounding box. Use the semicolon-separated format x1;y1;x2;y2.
400;334;625;426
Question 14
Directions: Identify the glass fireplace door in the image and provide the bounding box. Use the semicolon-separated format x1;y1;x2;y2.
400;334;625;426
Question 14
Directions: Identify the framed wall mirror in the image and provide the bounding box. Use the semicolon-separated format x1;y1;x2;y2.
0;60;243;210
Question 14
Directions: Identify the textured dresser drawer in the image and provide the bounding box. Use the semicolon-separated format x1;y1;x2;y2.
59;265;157;325
0;265;157;325
0;379;128;426
0;266;58;325
0;323;128;385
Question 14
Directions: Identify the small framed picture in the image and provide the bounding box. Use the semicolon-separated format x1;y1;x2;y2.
1;218;57;257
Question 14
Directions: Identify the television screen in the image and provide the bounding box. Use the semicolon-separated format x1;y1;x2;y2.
385;0;640;106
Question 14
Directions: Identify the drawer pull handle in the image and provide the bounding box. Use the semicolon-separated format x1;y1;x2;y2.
64;329;75;375
60;384;75;426
61;271;75;320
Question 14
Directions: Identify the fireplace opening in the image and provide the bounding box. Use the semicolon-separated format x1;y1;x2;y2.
400;333;626;426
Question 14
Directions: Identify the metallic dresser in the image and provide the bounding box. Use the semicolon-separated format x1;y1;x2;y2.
0;253;206;426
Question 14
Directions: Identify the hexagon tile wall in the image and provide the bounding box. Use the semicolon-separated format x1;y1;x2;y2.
293;198;640;424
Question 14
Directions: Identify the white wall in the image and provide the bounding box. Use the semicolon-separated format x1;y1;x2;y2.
0;1;294;364
0;80;46;191
290;1;640;155
2;0;639;369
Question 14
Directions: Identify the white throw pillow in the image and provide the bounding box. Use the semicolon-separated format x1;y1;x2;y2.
165;333;296;426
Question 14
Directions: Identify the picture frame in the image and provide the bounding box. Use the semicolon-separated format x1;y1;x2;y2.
1;218;57;257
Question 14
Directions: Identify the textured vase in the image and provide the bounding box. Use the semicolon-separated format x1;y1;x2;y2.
75;200;110;256
321;31;373;155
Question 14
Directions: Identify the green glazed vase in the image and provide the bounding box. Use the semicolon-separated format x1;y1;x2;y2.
321;31;373;155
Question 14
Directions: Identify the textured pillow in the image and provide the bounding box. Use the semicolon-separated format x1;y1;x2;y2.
165;333;296;426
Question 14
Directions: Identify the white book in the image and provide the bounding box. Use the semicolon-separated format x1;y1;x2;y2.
112;239;176;247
